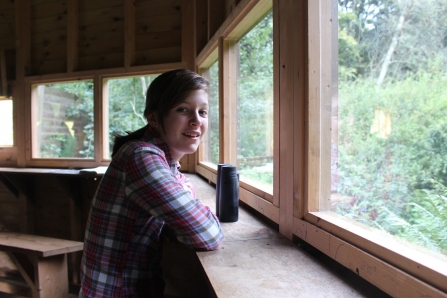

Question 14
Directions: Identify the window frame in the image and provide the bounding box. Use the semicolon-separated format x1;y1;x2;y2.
197;48;219;169
195;0;278;222
25;74;99;168
0;93;16;167
302;0;447;296
195;0;447;296
23;65;184;168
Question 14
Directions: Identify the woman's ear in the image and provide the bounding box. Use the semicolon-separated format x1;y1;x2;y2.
147;112;159;128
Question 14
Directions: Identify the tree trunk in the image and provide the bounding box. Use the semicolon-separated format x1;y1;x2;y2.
377;13;405;87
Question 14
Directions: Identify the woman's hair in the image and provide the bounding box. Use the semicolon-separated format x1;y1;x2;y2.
111;69;209;157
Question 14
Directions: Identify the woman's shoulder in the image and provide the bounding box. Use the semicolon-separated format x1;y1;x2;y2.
119;138;165;158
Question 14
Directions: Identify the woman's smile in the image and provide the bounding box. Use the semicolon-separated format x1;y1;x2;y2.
150;89;209;162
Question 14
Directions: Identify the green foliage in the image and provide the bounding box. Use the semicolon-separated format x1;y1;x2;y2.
338;0;447;81
334;70;447;254
107;76;157;156
405;181;447;253
338;29;362;80
238;11;273;159
239;163;273;186
236;11;274;188
43;81;94;158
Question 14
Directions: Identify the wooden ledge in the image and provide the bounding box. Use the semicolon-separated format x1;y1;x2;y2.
0;166;107;176
0;233;83;258
187;174;388;297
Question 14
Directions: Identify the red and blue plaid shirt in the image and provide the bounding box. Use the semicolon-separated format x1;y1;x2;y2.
80;128;223;297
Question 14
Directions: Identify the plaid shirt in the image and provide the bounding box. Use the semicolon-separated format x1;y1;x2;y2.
80;128;223;297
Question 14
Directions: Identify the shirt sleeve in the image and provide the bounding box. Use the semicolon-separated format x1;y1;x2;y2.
124;146;224;250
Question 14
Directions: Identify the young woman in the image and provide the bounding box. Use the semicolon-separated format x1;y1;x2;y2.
80;69;224;297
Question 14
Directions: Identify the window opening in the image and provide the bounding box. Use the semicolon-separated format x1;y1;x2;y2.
236;11;274;191
201;61;220;165
104;75;159;158
0;98;13;146
33;81;94;158
332;0;447;255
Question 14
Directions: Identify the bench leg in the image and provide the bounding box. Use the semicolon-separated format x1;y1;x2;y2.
33;254;69;298
7;252;69;298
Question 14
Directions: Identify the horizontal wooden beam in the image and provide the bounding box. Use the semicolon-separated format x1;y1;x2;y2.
293;216;447;297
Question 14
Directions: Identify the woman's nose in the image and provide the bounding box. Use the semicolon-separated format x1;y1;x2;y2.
189;111;202;126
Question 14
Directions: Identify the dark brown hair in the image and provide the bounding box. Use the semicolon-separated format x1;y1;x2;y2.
112;69;209;157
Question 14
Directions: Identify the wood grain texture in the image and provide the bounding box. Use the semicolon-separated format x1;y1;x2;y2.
305;211;447;294
0;232;83;258
188;173;378;298
293;217;447;298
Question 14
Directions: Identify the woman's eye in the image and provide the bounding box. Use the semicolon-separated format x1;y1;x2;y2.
199;110;208;117
176;107;187;113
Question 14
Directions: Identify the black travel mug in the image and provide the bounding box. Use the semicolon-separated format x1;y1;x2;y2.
215;163;230;217
218;165;239;222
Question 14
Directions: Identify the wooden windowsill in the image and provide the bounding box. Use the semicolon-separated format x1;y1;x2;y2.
188;173;388;297
0;166;107;176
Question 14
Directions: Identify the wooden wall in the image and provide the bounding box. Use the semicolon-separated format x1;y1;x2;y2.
0;174;100;286
0;173;216;296
0;0;243;79
0;0;242;295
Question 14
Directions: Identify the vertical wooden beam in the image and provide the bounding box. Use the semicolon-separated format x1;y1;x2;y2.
329;0;338;210
101;79;110;160
307;0;333;212
68;196;83;285
275;0;307;238
182;0;197;172
307;0;321;213
208;0;226;40
318;0;333;212
0;50;7;96
272;0;280;207
278;0;295;239
93;75;102;163
67;0;79;72
219;37;237;166
195;0;208;56
15;0;31;167
124;0;136;68
33;254;69;298
18;192;35;234
292;0;307;220
182;0;196;71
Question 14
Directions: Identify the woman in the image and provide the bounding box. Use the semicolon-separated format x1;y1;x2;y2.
80;69;224;297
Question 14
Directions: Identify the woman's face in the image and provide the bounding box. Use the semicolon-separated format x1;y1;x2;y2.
150;89;209;162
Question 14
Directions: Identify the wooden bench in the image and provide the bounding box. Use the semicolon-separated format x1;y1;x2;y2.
0;232;83;298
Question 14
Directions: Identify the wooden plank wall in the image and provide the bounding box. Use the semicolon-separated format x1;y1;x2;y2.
0;0;238;295
0;175;100;288
0;0;188;77
0;0;244;78
135;0;182;66
0;181;21;233
78;0;124;70
0;174;217;296
31;0;68;74
0;0;15;80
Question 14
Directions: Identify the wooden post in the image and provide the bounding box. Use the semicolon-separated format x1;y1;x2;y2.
274;0;308;239
0;50;7;96
67;0;79;72
15;0;31;167
181;0;197;173
124;0;136;68
219;37;238;166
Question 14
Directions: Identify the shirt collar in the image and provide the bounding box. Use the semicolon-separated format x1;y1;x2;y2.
142;126;181;173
